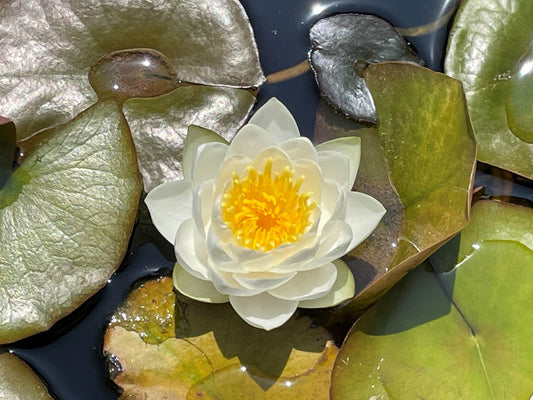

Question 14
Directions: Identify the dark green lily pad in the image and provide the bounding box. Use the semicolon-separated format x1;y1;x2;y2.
0;100;142;344
445;0;533;178
309;13;423;123
0;351;53;399
104;276;338;399
313;62;476;317
0;118;16;189
331;200;533;399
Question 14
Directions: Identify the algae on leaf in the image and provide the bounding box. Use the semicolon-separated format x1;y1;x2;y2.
331;200;533;399
0;351;53;400
0;100;142;344
104;276;337;399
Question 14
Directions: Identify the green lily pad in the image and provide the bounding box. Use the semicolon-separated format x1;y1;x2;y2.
0;0;263;190
0;351;53;399
331;200;533;399
309;13;423;123
0;117;16;189
314;62;476;316
0;99;142;344
104;276;338;399
445;0;533;178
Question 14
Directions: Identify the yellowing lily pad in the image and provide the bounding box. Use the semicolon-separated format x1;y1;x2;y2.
0;100;142;344
0;351;53;399
445;0;533;178
331;200;533;399
314;62;476;316
104;276;338;399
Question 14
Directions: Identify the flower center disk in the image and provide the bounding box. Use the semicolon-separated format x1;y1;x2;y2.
221;157;316;252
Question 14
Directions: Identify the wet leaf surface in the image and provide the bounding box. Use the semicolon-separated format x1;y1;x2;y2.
0;100;141;344
331;200;533;399
104;276;338;399
445;0;533;178
0;350;53;399
309;13;423;123
313;62;476;317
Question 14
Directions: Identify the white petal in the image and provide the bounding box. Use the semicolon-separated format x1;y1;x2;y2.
192;180;215;238
233;271;297;291
145;180;193;244
316;137;361;189
173;262;229;304
248;97;300;143
299;259;355;309
247;146;292;176
344;191;386;253
318;150;351;190
209;263;262;296
183;125;228;181
213;154;251;199
174;219;210;280
229;292;298;330
207;227;234;265
278;137;319;162
320;179;346;228
268;263;337;301
191;142;228;189
225;124;276;160
293;159;322;204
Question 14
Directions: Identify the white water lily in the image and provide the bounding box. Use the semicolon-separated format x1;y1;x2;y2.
146;98;385;330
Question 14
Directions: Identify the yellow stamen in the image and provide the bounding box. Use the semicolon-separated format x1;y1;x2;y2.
221;157;316;252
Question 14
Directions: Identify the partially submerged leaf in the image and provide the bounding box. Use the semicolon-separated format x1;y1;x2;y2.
309;13;423;123
0;100;142;344
314;63;476;316
0;351;53;399
445;0;533;178
104;276;337;399
331;200;533;399
0;117;16;189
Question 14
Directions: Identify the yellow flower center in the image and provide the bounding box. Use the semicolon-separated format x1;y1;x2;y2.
221;157;316;252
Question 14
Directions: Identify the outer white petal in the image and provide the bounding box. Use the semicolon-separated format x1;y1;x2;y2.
278;137;319;162
344;191;386;253
174;219;210;280
182;125;227;181
173;262;229;304
316;137;361;189
191;142;228;189
225;124;276;160
145;180;193;244
268;263;337;301
192;180;215;238
317;150;351;190
233;271;297;291
209;263;262;296
247;97;300;143
229;292;298;331
299;259;355;309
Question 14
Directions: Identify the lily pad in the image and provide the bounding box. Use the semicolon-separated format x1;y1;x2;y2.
0;117;16;189
0;99;142;344
0;351;53;399
445;0;533;178
309;13;423;123
0;0;264;189
104;276;338;399
330;200;533;399
313;62;476;316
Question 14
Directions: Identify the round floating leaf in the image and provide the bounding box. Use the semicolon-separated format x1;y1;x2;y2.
0;100;142;344
104;276;338;399
313;62;476;316
0;351;53;399
445;0;533;178
331;200;533;399
309;13;423;123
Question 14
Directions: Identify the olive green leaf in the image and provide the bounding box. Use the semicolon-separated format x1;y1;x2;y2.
309;13;423;123
330;200;533;399
0;117;16;189
314;62;476;317
104;276;338;399
0;99;142;344
445;0;533;178
0;351;53;400
0;0;263;190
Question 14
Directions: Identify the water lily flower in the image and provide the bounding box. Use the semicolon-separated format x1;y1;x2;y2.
146;98;386;330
